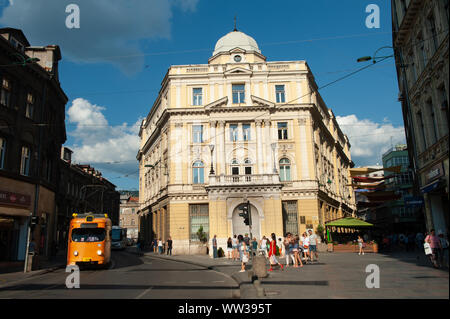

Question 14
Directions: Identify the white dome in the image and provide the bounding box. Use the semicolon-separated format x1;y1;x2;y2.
213;31;261;56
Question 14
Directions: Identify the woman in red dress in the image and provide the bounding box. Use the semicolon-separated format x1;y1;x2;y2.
268;233;284;271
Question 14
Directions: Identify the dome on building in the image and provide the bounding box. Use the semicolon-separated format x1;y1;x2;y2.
212;30;261;56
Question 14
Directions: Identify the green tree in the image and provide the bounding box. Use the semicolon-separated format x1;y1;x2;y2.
196;225;208;244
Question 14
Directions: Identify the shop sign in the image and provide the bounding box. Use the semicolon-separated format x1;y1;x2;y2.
425;163;444;184
0;190;31;208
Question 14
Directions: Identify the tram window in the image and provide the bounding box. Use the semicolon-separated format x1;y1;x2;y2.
71;228;105;242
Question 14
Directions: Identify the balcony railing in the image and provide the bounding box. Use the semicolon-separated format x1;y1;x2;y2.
208;174;280;186
418;135;449;168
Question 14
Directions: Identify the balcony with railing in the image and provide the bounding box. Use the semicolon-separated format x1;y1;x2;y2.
208;174;281;187
418;134;449;168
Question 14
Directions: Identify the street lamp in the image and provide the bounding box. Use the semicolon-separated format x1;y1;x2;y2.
271;143;277;174
356;46;394;64
209;144;215;175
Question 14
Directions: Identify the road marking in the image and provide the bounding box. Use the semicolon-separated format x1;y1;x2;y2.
212;280;225;283
135;286;153;299
188;281;202;284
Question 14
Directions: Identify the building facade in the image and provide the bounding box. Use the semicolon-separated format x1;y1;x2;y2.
137;29;356;255
119;194;139;242
391;0;449;234
382;144;424;232
0;28;67;264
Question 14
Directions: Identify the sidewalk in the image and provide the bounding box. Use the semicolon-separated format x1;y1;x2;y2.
0;252;66;290
140;250;449;299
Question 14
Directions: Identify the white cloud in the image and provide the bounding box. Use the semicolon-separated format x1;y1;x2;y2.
336;114;405;166
66;98;141;175
0;0;199;74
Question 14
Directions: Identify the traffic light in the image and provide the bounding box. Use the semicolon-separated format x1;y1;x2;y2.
239;202;250;226
30;216;39;229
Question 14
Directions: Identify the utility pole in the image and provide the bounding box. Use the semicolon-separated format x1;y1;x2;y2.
24;79;47;272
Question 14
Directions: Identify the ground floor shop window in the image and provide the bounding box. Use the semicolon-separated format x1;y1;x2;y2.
282;201;298;235
189;204;209;242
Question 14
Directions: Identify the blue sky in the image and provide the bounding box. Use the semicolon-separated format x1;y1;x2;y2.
0;0;406;190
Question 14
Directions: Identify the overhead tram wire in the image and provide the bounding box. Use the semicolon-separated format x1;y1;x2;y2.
138;54;396;169
18;28;444;101
2;52;397;177
1;29;445;127
57;30;450;177
8;31;444;172
62;26;446;62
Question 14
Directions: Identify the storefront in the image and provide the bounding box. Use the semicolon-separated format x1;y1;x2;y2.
421;162;449;234
0;189;32;262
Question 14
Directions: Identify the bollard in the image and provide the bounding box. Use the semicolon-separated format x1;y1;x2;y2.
253;255;268;278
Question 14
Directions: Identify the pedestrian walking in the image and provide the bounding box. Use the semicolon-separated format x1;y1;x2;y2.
158;238;163;254
166;236;173;256
232;235;238;261
277;238;284;257
212;235;218;258
227;237;233;259
244;233;250;246
308;230;319;262
357;235;365;255
251;237;258;256
302;232;310;262
425;229;442;268
259;236;268;258
153;237;158;253
240;241;249;272
237;235;244;261
284;233;291;267
268;233;284;271
294;235;304;267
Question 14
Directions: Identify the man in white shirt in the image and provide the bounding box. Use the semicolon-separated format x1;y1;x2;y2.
259;236;268;257
308;230;319;262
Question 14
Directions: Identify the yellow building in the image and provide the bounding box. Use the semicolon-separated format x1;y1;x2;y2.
137;29;356;255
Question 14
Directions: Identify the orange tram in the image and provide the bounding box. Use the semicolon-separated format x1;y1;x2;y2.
67;213;112;268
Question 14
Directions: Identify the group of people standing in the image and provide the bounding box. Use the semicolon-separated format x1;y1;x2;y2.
223;230;321;272
278;230;319;269
151;236;173;255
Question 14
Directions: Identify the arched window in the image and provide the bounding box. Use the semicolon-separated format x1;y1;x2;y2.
193;160;204;184
279;158;291;181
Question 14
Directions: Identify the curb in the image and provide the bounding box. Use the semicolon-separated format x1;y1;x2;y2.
0;263;66;290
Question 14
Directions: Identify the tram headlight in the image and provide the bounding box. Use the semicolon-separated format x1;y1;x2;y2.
73;251;78;256
97;250;102;256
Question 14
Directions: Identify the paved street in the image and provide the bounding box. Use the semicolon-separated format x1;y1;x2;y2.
258;252;449;299
0;250;238;299
0;249;447;299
